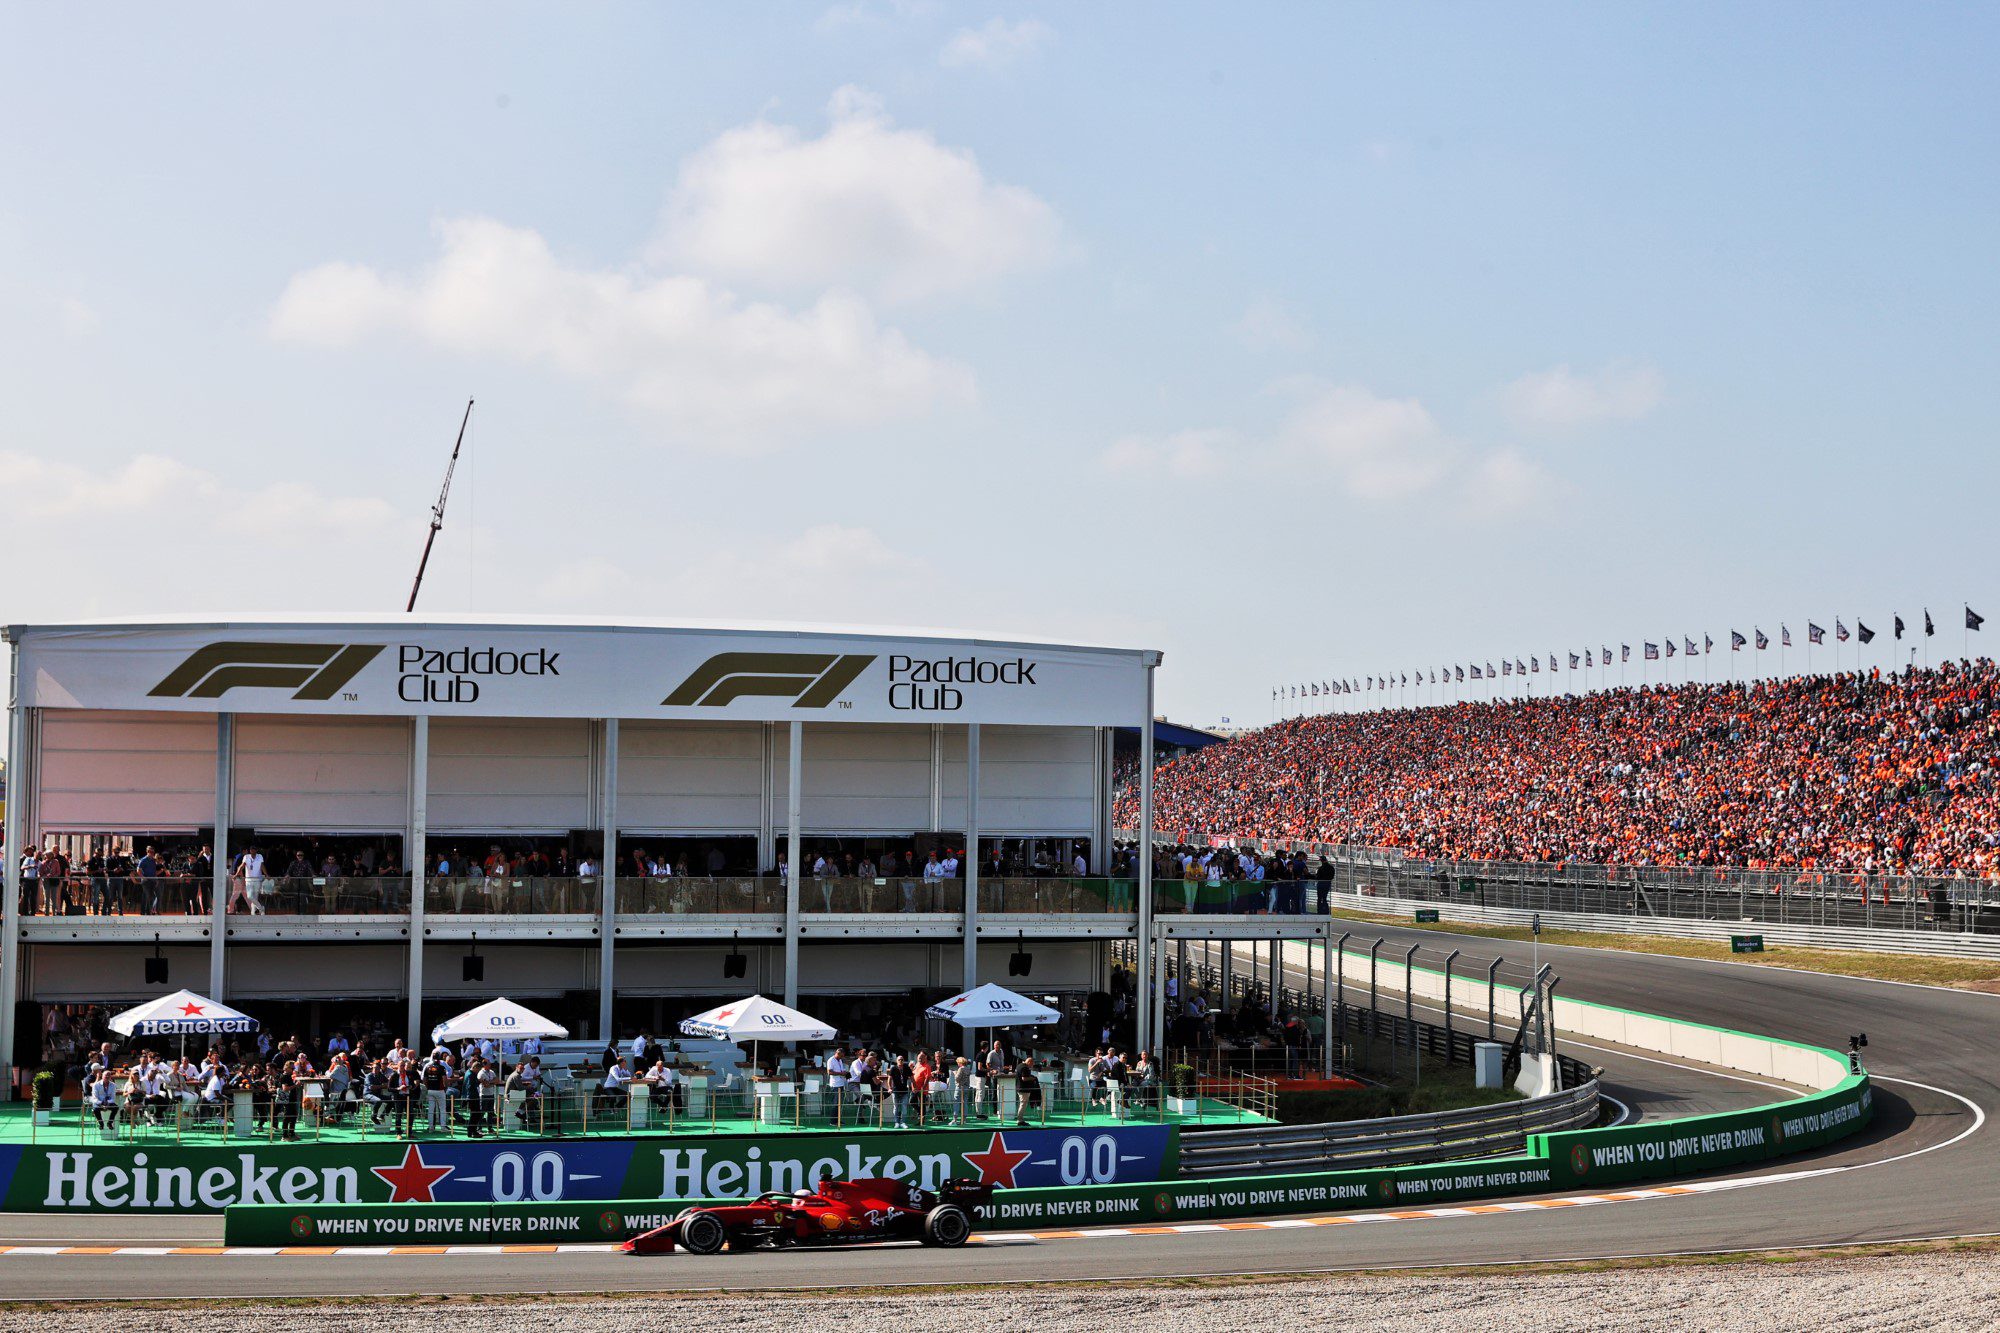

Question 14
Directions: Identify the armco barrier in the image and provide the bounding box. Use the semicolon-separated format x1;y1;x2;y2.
226;1071;1871;1244
225;988;1873;1243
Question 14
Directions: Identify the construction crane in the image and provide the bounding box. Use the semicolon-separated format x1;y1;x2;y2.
405;398;474;613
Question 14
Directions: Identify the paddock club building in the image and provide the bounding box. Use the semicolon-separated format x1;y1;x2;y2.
0;615;1204;1090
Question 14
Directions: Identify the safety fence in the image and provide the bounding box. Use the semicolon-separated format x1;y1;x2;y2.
1176;1078;1600;1178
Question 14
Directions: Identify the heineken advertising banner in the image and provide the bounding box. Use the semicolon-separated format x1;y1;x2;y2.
14;622;1151;725
0;1124;1176;1214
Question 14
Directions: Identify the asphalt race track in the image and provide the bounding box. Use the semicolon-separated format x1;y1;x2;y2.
1;926;1991;1299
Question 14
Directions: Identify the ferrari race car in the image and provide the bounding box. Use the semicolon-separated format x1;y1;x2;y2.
622;1176;995;1255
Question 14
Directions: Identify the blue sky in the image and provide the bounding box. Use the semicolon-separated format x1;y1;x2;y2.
3;2;1997;727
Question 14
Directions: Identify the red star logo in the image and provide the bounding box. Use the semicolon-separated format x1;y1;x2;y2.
949;998;967;1007
715;1009;735;1020
961;1131;1033;1189
177;1002;206;1016
370;1144;454;1203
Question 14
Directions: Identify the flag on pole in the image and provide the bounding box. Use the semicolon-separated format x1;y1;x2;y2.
1731;631;1747;651
1926;608;1936;636
1970;605;1986;631
1516;658;1526;674
1808;622;1825;644
1469;664;1481;680
1585;648;1594;667
1454;665;1464;681
1665;639;1676;658
1569;652;1580;669
1531;657;1540;672
1602;645;1612;662
1621;644;1631;662
1644;642;1660;660
1836;619;1849;642
1685;636;1697;655
1755;628;1768;650
1487;661;1497;677
1502;659;1512;676
1894;615;1905;640
1780;626;1790;648
1857;621;1875;644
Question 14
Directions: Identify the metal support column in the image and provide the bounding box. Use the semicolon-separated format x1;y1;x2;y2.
0;658;24;1097
1320;932;1334;1078
962;723;980;1024
210;714;233;998
598;718;618;1044
1136;664;1156;1055
1334;931;1350;1067
1442;949;1460;1037
405;716;429;1049
784;721;802;1010
1486;957;1501;1039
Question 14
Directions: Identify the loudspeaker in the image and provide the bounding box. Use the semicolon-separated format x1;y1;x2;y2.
1008;949;1032;977
723;952;747;979
144;956;170;985
462;954;485;982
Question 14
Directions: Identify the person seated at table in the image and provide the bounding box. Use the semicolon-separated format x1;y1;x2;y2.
88;1068;120;1131
1129;1052;1159;1107
360;1060;391;1126
643;1057;686;1112
323;1053;352;1123
1086;1048;1110;1107
595;1057;633;1119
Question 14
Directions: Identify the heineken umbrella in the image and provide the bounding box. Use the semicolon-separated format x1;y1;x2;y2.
432;998;568;1124
109;990;258;1039
925;982;1060;1028
108;989;259;1064
680;995;835;1078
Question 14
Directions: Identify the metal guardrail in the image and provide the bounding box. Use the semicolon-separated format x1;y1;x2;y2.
1338;889;2000;961
1177;1079;1600;1177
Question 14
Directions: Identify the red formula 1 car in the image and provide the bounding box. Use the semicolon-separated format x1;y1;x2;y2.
622;1176;994;1255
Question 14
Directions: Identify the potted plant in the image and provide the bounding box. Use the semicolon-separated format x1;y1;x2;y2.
31;1069;59;1126
1165;1063;1201;1116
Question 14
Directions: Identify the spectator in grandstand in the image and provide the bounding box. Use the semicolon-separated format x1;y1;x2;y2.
1120;661;2000;879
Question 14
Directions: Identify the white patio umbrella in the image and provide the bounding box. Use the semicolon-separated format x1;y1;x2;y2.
925;982;1060;1028
679;995;835;1078
109;989;259;1062
431;998;568;1125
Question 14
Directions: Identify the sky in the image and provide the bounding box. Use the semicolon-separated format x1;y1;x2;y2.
3;2;1999;732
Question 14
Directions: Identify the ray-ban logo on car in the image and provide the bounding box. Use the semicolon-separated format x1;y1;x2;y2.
662;652;876;709
149;642;385;700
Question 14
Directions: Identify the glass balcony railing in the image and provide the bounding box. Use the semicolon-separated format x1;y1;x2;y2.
19;874;408;918
425;876;600;915
616;875;785;915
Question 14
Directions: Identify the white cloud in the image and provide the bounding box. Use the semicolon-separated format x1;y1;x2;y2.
1499;361;1663;431
815;0;937;32
1104;384;1548;512
1228;296;1311;353
1101;428;1235;480
939;17;1054;69
0;451;405;535
56;296;99;339
1274;384;1451;500
527;523;936;622
269;216;975;448
655;87;1062;303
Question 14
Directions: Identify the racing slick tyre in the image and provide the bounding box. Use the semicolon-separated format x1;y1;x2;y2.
921;1204;972;1248
677;1210;728;1255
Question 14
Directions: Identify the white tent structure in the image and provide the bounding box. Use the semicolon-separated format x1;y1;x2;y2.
680;995;834;1077
925;982;1060;1028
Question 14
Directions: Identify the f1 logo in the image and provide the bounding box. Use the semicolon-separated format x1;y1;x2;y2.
150;642;385;700
662;652;875;709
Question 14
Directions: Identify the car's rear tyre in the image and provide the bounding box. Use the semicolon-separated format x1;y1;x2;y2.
677;1210;728;1255
922;1205;971;1247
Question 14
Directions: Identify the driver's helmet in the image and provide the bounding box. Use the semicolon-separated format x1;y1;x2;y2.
794;1189;814;1202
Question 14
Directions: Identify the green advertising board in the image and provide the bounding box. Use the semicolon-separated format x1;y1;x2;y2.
1415;909;1441;923
1731;935;1766;953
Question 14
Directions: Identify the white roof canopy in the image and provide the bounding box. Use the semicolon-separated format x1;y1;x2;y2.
924;983;1061;1028
679;995;835;1043
108;990;259;1039
430;997;568;1046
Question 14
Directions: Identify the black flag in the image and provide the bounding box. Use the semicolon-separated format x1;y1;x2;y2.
1971;606;1987;632
1926;608;1936;637
1857;621;1875;644
1894;615;1905;640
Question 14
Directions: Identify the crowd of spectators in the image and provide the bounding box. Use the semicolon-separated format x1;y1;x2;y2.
1117;661;2000;877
